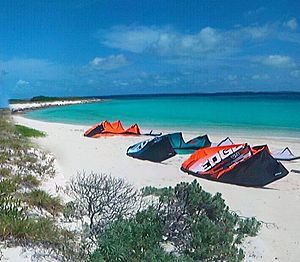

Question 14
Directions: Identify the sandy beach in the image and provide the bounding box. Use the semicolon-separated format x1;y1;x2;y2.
9;99;102;113
11;115;300;261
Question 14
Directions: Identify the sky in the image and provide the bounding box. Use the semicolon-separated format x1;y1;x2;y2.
1;0;300;105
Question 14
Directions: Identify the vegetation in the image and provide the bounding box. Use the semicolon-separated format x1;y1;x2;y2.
66;172;141;242
15;124;46;138
0;110;74;260
89;208;172;262
0;177;70;247
64;172;260;261
0;114;54;179
21;189;63;216
0;110;261;261
9;95;90;104
89;180;261;262
7;174;41;189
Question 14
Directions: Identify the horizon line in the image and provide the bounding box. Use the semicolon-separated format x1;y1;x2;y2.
9;90;300;101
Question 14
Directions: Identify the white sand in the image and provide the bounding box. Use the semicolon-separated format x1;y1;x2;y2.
10;115;300;261
9;99;102;113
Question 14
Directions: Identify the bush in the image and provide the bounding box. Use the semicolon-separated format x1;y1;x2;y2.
17;175;41;188
0;168;11;178
15;125;46;138
63;201;76;222
0;112;54;180
90;208;174;262
0;111;80;261
151;180;261;261
0;179;17;196
22;189;63;216
0;180;63;244
67;172;141;240
90;180;261;262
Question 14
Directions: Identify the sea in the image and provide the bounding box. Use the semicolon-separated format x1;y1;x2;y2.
26;93;300;137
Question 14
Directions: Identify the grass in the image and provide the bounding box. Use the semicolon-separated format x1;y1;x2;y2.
12;175;41;189
15;125;46;138
0;211;73;245
0;111;68;245
0;168;11;178
22;189;64;216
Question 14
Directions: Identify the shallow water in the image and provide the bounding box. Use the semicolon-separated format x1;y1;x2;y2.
26;93;300;137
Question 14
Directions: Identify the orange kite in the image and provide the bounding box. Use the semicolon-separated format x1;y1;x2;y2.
84;120;141;138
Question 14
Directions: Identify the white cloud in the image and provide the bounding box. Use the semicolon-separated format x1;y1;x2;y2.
284;18;298;31
100;26;160;53
90;54;129;70
241;24;272;39
260;55;296;68
98;21;300;61
16;79;29;86
99;25;223;56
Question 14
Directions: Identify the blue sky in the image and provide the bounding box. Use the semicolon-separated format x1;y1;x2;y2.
1;0;300;105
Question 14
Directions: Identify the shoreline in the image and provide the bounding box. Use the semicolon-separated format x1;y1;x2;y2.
22;114;300;141
13;98;300;140
9;98;104;114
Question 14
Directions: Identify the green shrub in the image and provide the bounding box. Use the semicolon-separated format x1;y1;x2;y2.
91;180;261;262
63;201;76;222
0;198;28;240
20;217;70;244
22;189;63;216
6;175;41;189
0;208;73;247
0;192;76;260
90;208;170;262
15;125;46;138
142;185;174;198
0;179;17;196
0;111;79;261
153;180;261;261
0;168;11;178
18;175;41;188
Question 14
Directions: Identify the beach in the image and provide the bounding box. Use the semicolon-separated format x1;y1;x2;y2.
9;98;102;113
11;114;300;261
3;0;300;260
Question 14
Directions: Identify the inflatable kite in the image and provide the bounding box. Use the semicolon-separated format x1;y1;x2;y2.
271;147;300;161
127;132;211;162
84;120;160;138
208;137;299;162
181;144;288;187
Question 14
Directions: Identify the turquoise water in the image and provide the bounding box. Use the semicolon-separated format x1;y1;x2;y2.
26;94;300;136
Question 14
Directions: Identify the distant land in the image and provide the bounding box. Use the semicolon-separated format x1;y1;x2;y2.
9;91;300;104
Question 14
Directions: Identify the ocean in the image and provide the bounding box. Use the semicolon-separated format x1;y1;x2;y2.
26;93;300;137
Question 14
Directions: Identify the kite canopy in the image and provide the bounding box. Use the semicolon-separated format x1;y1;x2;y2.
271;147;300;161
211;136;234;147
127;132;211;162
181;144;288;187
169;133;212;154
84;120;141;137
210;138;299;161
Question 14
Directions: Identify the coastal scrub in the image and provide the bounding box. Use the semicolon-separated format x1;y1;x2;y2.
15;124;46;138
64;172;261;261
0;110;74;259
